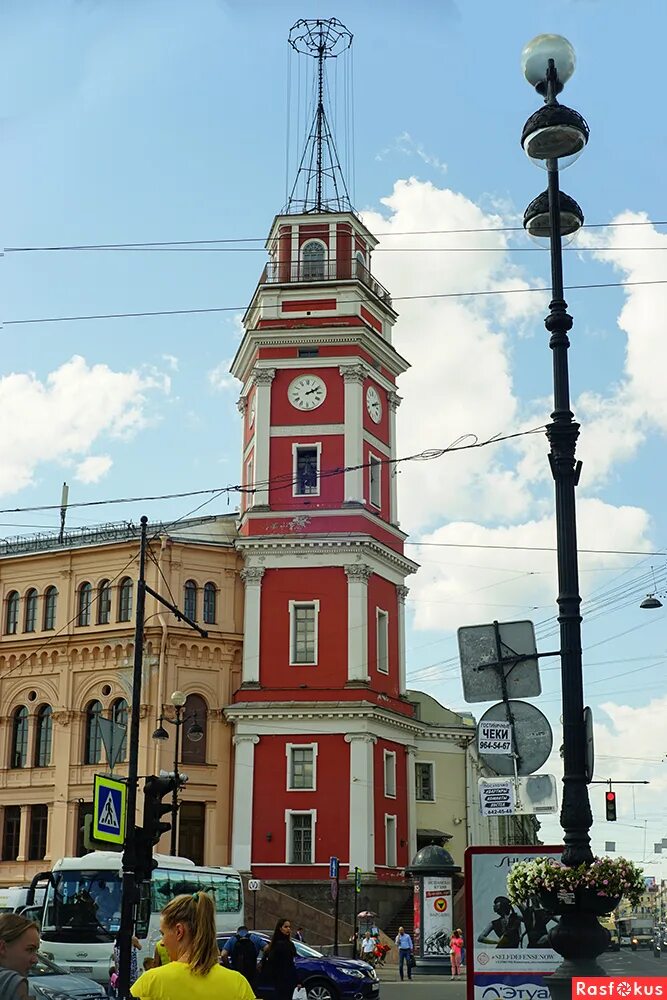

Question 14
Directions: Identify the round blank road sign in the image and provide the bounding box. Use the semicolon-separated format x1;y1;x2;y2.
478;700;552;776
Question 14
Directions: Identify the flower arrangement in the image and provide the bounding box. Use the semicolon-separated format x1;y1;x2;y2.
507;855;645;909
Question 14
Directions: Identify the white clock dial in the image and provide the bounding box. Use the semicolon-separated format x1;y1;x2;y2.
288;374;327;411
366;385;382;423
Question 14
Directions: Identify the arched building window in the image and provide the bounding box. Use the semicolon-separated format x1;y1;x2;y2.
78;583;92;627
118;578;133;622
97;580;111;625
34;705;53;768
302;240;326;280
184;580;197;622
84;700;103;765
5;592;19;635
24;589;38;633
203;583;217;625
111;698;128;762
43;587;58;630
181;694;207;766
10;707;29;769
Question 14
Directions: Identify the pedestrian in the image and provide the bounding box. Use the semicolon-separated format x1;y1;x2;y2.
0;913;40;999
130;892;255;999
260;918;298;1000
449;929;464;978
112;933;142;993
294;927;305;943
394;926;414;982
361;931;376;964
221;925;260;989
153;938;171;967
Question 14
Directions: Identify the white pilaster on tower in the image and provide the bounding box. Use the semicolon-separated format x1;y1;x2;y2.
397;584;409;696
231;734;260;871
345;564;372;682
345;733;377;873
241;567;265;684
406;745;418;863
340;363;367;504
252;368;276;508
388;391;402;526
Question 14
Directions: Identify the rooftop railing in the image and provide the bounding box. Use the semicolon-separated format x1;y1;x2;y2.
260;258;392;308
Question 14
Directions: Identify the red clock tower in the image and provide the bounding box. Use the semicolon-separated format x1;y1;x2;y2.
226;18;419;888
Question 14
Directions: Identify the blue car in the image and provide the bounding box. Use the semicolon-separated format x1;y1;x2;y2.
218;932;380;1000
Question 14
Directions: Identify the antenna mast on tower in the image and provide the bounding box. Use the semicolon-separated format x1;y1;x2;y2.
286;18;353;214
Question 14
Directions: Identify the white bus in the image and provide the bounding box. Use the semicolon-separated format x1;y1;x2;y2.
30;851;244;985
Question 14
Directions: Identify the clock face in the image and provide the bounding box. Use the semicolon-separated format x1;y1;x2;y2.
366;385;382;423
288;374;327;411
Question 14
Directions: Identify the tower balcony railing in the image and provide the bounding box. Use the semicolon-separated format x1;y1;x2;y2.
261;259;392;308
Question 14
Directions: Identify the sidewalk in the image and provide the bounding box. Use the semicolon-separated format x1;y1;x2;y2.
375;964;467;983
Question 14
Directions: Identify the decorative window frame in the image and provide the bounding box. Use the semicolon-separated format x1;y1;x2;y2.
288;599;320;666
383;748;397;799
415;759;436;802
300;239;328;280
292;442;322;498
369;453;382;509
284;808;317;864
376;608;389;674
384;813;398;868
285;742;318;791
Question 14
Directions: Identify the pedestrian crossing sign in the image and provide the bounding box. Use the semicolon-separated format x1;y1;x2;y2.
93;774;127;845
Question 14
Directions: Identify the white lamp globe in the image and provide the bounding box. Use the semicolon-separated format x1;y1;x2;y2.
170;690;187;707
521;34;576;89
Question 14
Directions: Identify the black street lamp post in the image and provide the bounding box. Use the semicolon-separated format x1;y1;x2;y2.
152;690;204;856
520;34;609;994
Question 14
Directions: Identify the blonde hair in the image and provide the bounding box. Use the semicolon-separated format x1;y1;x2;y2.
161;893;218;976
0;914;39;946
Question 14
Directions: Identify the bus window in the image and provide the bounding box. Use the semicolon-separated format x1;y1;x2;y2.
151;869;242;914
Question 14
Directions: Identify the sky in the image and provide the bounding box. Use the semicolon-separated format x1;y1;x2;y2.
3;0;667;871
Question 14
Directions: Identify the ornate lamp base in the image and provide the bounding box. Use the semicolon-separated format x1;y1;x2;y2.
547;912;611;1000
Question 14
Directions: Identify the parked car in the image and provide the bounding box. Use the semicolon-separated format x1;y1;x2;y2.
218;931;380;1000
28;952;107;1000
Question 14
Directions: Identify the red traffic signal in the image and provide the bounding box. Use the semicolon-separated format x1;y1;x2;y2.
605;791;617;822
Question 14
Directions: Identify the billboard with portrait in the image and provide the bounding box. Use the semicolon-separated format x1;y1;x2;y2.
465;845;563;1000
422;876;453;956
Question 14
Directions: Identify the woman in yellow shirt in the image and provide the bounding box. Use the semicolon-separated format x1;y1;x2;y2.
130;892;255;1000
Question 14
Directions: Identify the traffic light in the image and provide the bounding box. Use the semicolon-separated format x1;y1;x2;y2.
354;867;362;894
605;791;617;822
143;774;178;845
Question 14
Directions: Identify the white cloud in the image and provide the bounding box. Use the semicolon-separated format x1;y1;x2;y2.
208;360;236;393
75;455;113;484
0;355;167;496
161;354;179;372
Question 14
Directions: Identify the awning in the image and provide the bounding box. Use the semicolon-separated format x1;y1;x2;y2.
417;828;453;841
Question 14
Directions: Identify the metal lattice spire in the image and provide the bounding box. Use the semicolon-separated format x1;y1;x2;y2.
286;18;353;215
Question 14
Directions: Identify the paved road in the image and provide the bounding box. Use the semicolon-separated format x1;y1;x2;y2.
381;979;466;1000
601;946;667;976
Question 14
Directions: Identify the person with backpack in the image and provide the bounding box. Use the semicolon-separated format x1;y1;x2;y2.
221;926;260;988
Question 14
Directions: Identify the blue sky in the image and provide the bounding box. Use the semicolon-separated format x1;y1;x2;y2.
3;0;667;867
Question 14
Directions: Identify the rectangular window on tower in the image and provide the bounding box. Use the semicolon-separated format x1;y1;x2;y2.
369;454;382;508
384;749;397;798
287;811;316;864
376;609;389;674
385;814;397;867
289;601;319;665
415;761;435;801
287;744;317;790
293;445;321;497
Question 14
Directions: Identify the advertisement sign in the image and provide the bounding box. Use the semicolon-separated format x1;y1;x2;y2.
422;876;453;956
413;882;421;952
465;845;563;1000
479;779;515;816
478;721;513;754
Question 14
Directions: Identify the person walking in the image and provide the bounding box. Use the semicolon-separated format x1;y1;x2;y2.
260;918;298;1000
449;929;464;978
394;926;414;982
221;926;260;989
360;931;376;964
152;939;171;967
294;928;305;943
0;913;40;1000
130;892;255;999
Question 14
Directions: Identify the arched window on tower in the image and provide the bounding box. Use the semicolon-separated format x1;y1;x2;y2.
97;579;112;625
10;707;29;769
5;592;19;635
24;589;38;633
302;240;326;280
184;580;197;621
354;250;367;278
84;700;103;765
118;578;133;622
203;582;217;625
111;698;128;762
34;705;53;768
78;583;92;627
43;587;58;630
181;694;207;766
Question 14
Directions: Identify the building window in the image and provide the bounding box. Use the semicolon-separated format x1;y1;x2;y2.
43;586;57;630
293;445;320;497
415;761;435;801
181;694;207;766
287;811;315;864
385;814;397;867
97;579;112;624
301;240;326;280
10;707;29;769
24;589;38;633
111;698;128;762
118;577;133;622
377;609;389;674
178;802;205;866
5;591;19;635
34;705;53;768
184;580;197;621
384;750;397;798
287;744;317;790
28;805;48;861
369;455;382;508
2;807;20;861
84;700;103;765
289;601;319;665
203;583;216;625
78;582;92;627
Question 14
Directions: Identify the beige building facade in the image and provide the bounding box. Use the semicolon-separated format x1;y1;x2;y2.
0;515;243;886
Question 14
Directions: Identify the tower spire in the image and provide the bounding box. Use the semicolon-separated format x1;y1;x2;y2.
286;18;353;215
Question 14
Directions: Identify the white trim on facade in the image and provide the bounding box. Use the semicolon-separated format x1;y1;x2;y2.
284;808;318;864
292;441;322;498
376;607;389;674
414;758;436;802
384;813;397;868
383;748;397;799
271;424;345;437
288;598;320;666
285;741;319;791
369;453;382;509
